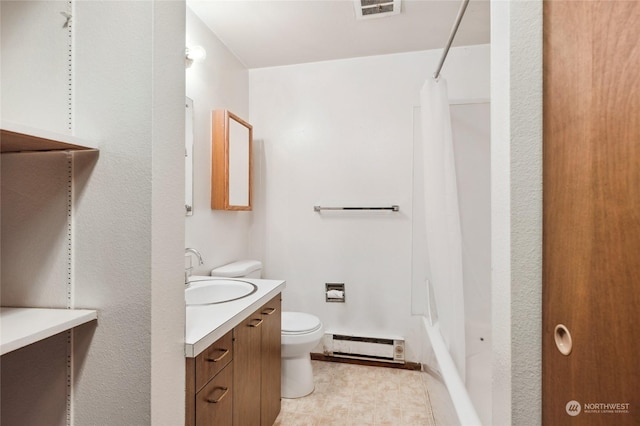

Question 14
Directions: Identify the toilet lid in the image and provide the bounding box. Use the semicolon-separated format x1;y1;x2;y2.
282;312;322;334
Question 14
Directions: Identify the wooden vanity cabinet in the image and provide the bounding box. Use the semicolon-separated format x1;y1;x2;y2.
186;294;281;426
186;330;234;426
233;312;263;425
260;296;282;426
233;295;282;426
195;363;233;426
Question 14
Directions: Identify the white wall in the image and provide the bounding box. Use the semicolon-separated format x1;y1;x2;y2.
185;8;255;273
1;152;73;426
1;2;186;425
73;2;185;424
151;2;187;424
0;0;69;133
249;45;489;362
491;0;543;425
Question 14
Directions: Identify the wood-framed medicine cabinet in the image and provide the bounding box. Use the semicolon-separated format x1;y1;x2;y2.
211;109;253;211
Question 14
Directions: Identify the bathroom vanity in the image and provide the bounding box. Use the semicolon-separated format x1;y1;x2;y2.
185;278;285;426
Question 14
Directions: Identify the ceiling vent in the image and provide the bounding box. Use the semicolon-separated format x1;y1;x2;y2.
354;0;401;20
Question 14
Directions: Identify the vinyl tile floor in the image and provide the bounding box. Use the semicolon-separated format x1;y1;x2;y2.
274;360;437;426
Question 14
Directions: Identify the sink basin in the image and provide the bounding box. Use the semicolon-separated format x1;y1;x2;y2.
186;278;257;305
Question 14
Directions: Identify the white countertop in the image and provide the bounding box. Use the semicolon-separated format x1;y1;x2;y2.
185;277;285;358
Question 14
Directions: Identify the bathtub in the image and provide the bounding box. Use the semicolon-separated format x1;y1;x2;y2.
423;317;486;425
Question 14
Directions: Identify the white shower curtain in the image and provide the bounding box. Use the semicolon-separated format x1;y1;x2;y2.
420;76;466;380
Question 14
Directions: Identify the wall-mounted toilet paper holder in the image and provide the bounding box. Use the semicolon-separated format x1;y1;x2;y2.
325;283;345;303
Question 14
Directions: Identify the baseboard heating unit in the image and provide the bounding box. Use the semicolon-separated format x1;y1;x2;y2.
323;333;405;363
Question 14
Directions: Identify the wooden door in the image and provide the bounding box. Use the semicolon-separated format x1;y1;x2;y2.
543;1;640;424
260;296;282;426
233;314;263;426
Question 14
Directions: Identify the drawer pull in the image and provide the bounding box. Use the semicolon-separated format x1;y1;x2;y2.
249;318;264;328
262;307;277;316
207;387;229;404
207;349;229;363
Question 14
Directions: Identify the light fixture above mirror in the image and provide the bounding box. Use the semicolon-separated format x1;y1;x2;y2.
185;45;206;68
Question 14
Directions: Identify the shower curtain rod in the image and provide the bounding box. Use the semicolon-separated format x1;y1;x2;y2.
433;0;470;80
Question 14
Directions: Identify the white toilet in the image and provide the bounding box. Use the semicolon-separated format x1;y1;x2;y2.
280;311;323;398
210;260;324;399
209;259;263;279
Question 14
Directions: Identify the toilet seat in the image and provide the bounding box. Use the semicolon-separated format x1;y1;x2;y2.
282;312;322;335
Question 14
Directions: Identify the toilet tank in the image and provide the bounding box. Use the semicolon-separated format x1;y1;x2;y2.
211;260;262;279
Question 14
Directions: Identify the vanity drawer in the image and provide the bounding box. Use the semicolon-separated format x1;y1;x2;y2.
195;330;233;392
196;362;233;426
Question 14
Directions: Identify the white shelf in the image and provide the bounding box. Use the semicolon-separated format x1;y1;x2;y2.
0;307;98;356
1;121;98;153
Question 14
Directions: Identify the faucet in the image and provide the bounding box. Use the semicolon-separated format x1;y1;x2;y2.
185;248;204;284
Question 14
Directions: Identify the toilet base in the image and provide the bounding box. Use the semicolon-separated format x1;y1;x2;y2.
281;354;315;398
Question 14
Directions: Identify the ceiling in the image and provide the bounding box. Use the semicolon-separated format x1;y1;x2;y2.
187;0;490;69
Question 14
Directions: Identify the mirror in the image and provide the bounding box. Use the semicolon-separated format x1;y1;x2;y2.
185;97;194;216
211;110;252;211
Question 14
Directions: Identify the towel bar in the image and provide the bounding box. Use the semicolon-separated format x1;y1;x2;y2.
313;205;399;212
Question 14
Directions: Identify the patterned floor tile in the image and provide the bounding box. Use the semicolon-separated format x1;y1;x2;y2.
275;361;436;425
